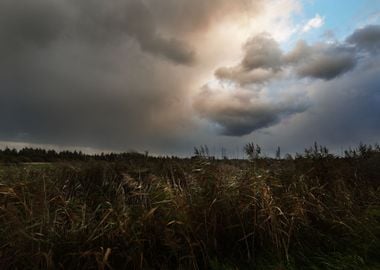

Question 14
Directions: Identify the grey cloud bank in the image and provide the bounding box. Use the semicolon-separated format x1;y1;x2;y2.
215;34;358;86
193;86;307;136
347;25;380;53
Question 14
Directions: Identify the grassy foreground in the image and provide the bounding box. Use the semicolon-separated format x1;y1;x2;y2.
0;150;379;269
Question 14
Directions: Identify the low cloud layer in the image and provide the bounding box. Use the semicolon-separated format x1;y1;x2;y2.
286;41;357;79
193;86;307;136
346;24;380;53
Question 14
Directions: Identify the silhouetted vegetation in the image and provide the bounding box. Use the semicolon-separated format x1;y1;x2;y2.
0;143;379;269
0;147;155;163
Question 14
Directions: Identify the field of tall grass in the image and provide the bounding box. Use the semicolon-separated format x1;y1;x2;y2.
0;144;379;269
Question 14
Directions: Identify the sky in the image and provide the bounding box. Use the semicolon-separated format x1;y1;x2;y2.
0;0;380;157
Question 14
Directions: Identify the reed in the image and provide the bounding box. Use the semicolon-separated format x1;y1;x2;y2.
0;145;379;269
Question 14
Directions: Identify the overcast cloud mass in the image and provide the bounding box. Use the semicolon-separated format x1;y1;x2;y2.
0;0;379;156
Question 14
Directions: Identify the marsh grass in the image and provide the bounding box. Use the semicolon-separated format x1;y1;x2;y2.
0;150;379;269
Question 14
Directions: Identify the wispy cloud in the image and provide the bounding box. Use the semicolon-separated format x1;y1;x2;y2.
302;14;324;32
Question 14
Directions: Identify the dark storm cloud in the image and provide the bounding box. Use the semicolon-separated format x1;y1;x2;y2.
286;42;357;80
260;53;380;154
0;0;195;65
70;0;195;65
0;0;66;53
1;0;380;156
0;0;200;152
117;0;195;64
0;0;267;154
215;33;283;85
145;0;262;34
0;0;63;36
216;34;357;86
195;26;378;137
347;25;380;53
193;86;307;136
241;33;283;71
215;67;276;85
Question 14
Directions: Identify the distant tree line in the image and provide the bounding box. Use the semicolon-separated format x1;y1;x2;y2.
1;142;380;163
0;147;151;163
